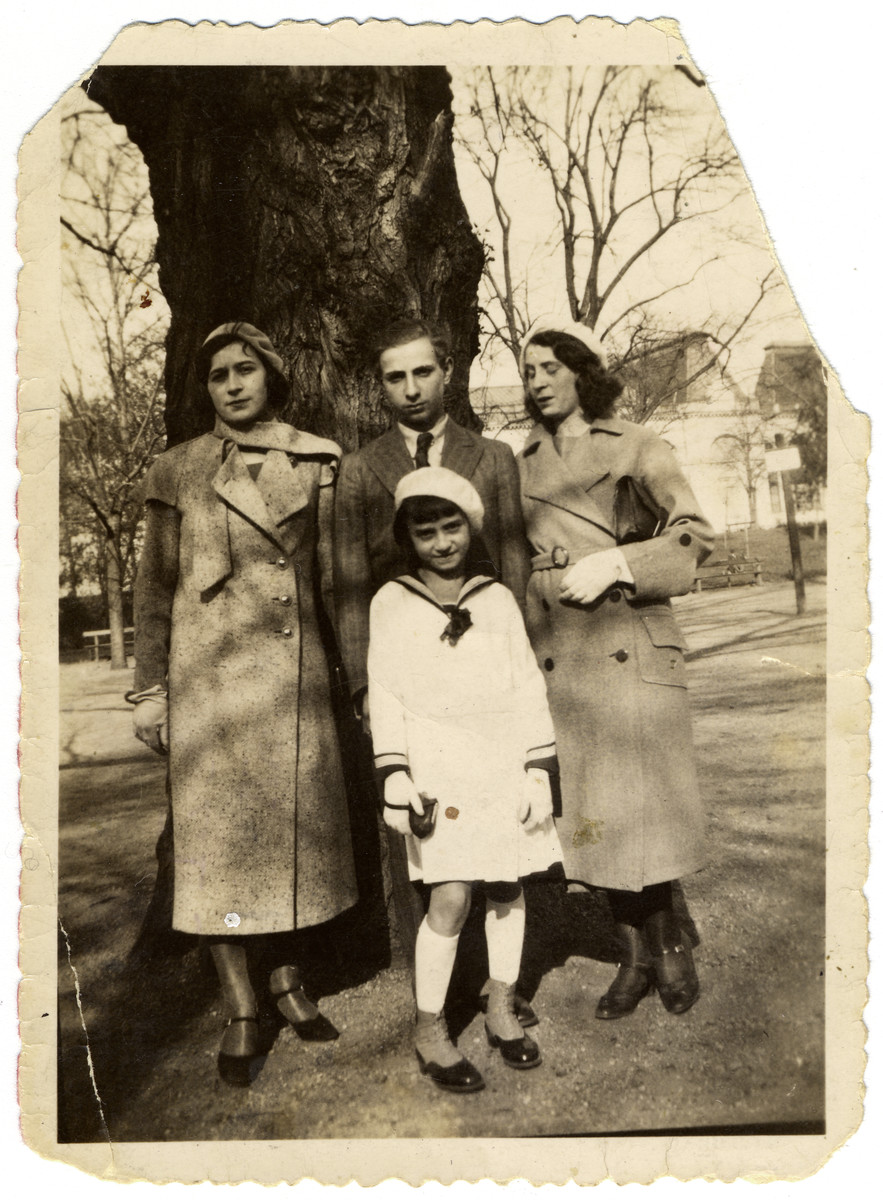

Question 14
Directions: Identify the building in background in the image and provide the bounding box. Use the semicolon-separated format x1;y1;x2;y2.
472;336;826;536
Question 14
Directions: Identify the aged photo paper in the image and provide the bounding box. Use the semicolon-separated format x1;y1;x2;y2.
14;13;870;1189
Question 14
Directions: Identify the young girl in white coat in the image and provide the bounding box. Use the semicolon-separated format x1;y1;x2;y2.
368;467;562;1093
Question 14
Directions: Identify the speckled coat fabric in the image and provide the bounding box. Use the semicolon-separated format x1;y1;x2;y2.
517;417;715;892
134;430;357;936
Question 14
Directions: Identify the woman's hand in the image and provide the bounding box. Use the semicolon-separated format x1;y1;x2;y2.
133;695;169;756
559;548;630;605
383;771;424;835
519;768;553;831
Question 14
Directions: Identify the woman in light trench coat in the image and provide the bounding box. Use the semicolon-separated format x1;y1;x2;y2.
517;316;715;1020
129;322;357;1081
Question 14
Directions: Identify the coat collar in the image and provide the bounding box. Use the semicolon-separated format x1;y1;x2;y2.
210;443;309;555
520;421;618;538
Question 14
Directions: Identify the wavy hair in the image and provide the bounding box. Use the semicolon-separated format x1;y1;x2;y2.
523;330;623;424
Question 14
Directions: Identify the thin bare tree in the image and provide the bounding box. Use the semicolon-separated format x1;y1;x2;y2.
456;66;780;411
60;101;168;668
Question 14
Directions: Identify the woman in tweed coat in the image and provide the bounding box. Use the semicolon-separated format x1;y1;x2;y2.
130;322;357;1080
517;316;715;1021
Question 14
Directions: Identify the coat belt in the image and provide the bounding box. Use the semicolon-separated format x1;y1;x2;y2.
531;544;604;571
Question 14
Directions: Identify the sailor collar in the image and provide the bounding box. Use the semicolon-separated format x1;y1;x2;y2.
392;573;496;646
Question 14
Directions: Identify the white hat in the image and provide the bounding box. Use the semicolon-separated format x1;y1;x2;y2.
519;313;609;373
394;466;484;534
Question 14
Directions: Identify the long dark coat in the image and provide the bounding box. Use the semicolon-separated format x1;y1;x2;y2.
333;419;531;699
517;417;715;892
134;429;357;936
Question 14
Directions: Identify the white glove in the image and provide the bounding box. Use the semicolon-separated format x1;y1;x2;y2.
559;547;630;605
383;771;424;834
519;768;553;831
133;695;169;756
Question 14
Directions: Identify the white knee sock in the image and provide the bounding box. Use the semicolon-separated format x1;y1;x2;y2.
414;918;460;1014
485;891;526;985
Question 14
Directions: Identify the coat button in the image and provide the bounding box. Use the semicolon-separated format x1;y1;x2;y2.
276;557;288;569
614;649;628;663
281;627;293;638
609;589;622;603
544;658;554;671
679;533;692;547
278;595;292;606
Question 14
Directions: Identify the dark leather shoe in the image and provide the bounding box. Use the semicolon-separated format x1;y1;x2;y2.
416;1049;485;1093
596;964;653;1020
218;1016;259;1087
485;1025;542;1070
653;942;699;1015
271;965;340;1041
477;989;538;1029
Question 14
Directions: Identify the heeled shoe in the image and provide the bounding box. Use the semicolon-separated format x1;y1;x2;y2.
652;941;700;1015
415;1010;485;1093
217;1015;259;1086
643;909;700;1015
596;924;653;1020
270;965;339;1041
484;981;542;1070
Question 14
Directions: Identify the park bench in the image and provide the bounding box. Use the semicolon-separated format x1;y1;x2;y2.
693;554;763;592
82;627;135;662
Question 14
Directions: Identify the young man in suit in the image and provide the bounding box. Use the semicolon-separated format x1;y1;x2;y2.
334;317;536;1025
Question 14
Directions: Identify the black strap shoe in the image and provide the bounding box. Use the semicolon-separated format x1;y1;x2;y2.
217;1016;259;1087
596;963;653;1019
596;923;653;1019
652;942;700;1015
270;965;340;1041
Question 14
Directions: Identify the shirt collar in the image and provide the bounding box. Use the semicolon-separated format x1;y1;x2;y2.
397;414;448;457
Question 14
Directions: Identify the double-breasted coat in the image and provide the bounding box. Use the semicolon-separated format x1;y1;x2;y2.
133;427;357;936
517;417;715;892
333;419;531;700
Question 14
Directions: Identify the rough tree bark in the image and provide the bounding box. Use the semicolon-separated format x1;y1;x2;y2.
85;66;485;449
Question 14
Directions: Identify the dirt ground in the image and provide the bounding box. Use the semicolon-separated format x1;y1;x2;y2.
56;579;826;1141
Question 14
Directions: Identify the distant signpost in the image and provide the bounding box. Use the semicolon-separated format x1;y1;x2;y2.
765;443;805;614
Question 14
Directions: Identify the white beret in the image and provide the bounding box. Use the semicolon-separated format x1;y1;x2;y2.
394;466;485;534
519;313;609;373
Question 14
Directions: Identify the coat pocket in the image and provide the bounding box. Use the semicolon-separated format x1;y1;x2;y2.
635;606;688;687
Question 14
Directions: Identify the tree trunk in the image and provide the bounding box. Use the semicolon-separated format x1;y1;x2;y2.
747;483;758;527
105;513;128;670
85;66;485;449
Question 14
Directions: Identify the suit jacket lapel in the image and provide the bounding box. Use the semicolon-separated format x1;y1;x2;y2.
440;418;484;479
364;428;415;496
522;427;617;538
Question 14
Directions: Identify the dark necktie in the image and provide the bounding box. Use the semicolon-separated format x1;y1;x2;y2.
414;432;434;469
